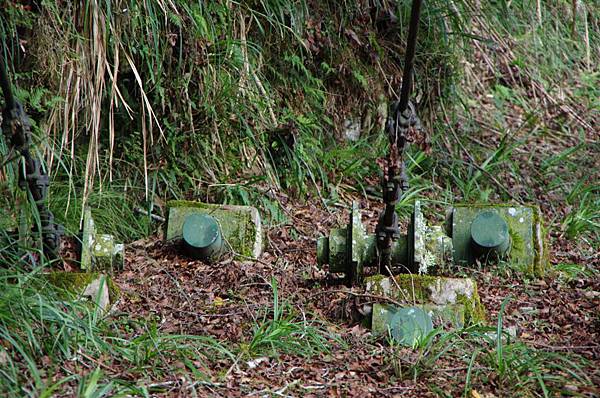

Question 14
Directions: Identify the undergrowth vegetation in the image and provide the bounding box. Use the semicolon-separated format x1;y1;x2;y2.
0;0;598;396
386;299;591;397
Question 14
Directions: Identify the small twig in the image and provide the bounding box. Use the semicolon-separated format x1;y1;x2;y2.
146;381;177;389
186;380;223;389
224;353;243;379
385;265;410;303
134;207;165;222
310;289;405;307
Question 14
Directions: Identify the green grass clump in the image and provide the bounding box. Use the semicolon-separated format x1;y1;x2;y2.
0;259;234;396
386;298;592;397
245;278;337;358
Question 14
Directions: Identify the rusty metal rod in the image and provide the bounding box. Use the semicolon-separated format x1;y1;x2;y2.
398;0;423;113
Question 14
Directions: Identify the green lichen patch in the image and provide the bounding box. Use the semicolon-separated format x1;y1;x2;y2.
92;234;115;271
166;200;261;258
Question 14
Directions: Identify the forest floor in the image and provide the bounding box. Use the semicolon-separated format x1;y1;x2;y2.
105;44;600;394
1;2;598;397
108;191;599;397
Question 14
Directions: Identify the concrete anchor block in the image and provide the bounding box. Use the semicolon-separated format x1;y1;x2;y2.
365;274;486;325
450;204;548;276
166;200;262;259
411;201;453;274
46;272;119;312
81;207;124;272
92;234;114;271
317;201;453;283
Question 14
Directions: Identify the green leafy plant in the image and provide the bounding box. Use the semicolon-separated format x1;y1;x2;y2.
246;278;336;358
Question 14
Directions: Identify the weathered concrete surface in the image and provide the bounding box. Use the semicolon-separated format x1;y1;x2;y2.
46;272;119;312
82;276;111;311
317;201;452;279
451;204;547;276
92;234;115;271
411;201;453;274
348;202;370;284
80;207;96;270
166;200;262;259
365;274;486;324
81;207;125;272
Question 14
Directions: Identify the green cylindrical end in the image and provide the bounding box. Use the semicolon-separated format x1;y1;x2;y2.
316;236;329;266
182;214;223;261
470;211;510;256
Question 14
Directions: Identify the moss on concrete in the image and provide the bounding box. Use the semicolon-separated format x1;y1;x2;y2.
46;272;120;303
450;204;547;277
531;206;550;277
365;274;486;325
166;200;261;258
455;289;487;324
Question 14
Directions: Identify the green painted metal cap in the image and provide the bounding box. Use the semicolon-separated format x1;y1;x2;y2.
182;213;223;261
470;211;510;255
390;306;433;347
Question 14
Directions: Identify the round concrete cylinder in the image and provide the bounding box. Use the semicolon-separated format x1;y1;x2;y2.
182;214;223;261
469;211;510;257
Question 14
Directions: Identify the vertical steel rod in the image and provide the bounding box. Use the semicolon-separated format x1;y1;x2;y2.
398;0;423;113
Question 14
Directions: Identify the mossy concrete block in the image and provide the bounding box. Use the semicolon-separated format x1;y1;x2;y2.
81;207;96;271
46;272;119;311
92;234;115;270
81;207;124;272
317;201;452;280
327;227;347;273
372;303;465;336
411;201;453;274
451;204;547;276
166;200;262;258
365;274;486;324
348;202;371;284
91;234;124;272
